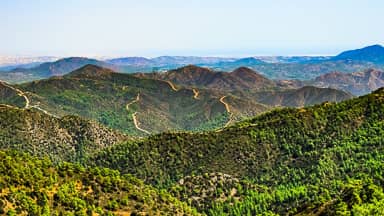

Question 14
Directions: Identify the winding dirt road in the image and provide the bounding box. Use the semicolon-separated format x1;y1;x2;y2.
126;93;151;134
165;80;178;91
126;93;140;111
30;103;59;118
219;96;230;113
132;112;151;134
1;81;58;117
192;89;199;99
0;81;30;108
219;96;234;127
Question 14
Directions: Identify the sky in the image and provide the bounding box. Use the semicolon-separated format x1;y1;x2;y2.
1;0;384;57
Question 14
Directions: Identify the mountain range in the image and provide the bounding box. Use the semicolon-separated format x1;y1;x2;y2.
135;65;276;91
0;64;352;136
270;68;384;96
1;44;384;83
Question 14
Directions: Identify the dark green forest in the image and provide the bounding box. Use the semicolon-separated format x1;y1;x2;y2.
1;88;384;215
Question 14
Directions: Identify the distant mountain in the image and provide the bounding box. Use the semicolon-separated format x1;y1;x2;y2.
232;57;265;65
0;62;45;71
136;65;276;91
0;56;58;67
107;57;154;66
332;44;384;63
136;65;352;105
248;86;353;107
313;68;384;95
201;57;266;71
275;67;384;96
150;56;236;65
203;59;382;80
14;57;112;76
3;45;384;83
255;56;332;63
107;56;237;67
0;57;115;83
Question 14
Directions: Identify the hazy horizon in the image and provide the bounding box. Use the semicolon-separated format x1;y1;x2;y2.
1;0;383;57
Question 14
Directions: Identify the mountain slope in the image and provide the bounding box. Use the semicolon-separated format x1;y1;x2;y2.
247;86;354;107
107;57;154;66
136;65;352;107
91;88;384;214
0;150;199;215
0;104;127;162
0;57;115;83
92;87;384;182
136;65;276;91
313;68;384;95
333;44;384;63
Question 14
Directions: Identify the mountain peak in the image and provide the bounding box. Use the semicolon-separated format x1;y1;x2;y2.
171;65;213;74
107;57;153;66
231;67;272;84
364;44;384;49
58;57;97;62
182;64;211;70
79;64;105;70
231;66;256;74
233;57;264;64
65;64;115;78
333;44;384;63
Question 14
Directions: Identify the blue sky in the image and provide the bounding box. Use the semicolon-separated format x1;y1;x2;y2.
1;0;383;57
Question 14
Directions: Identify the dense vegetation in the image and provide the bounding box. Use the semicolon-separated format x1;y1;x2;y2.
90;88;384;215
0;105;126;162
0;150;199;215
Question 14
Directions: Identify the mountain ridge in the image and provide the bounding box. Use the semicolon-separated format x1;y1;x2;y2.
332;44;384;63
311;68;384;95
136;65;277;91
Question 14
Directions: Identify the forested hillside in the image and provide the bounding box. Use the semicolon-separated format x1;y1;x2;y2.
0;150;199;215
0;104;127;162
91;88;384;215
1;69;383;215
